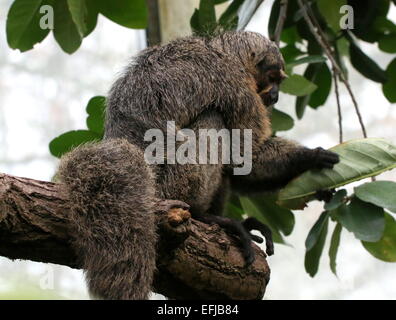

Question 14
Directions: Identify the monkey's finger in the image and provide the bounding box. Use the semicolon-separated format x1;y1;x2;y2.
243;217;274;256
250;234;264;243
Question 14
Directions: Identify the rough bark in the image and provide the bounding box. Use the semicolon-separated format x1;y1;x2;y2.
0;172;270;300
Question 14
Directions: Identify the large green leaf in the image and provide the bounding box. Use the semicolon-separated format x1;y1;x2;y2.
329;223;342;276
355;181;396;213
6;0;52;52
305;212;329;251
332;198;385;242
198;0;217;33
96;0;147;29
224;194;245;220
245;195;295;237
239;197;285;244
378;34;396;53
317;0;346;33
287;55;327;69
304;215;328;277
86;96;106;136
278;138;396;209
53;0;82;54
324;189;347;211
218;0;244;29
362;213;396;262
67;0;98;37
271;108;294;132
349;39;388;83
383;58;396;103
296;62;332;119
280;74;317;97
49;130;101;158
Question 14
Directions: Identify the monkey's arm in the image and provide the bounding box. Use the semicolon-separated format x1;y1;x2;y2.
230;137;339;194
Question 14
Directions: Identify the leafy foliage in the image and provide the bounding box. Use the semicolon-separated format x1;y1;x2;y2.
5;0;396;279
6;0;146;53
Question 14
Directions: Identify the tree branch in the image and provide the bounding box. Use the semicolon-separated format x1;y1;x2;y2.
0;173;270;300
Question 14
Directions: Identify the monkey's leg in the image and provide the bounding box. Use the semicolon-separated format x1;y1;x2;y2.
230;137;340;194
57;139;158;300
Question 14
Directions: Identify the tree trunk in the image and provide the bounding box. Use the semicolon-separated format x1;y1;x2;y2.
0;172;270;300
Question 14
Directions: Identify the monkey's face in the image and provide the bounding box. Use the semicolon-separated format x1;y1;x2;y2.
255;62;287;107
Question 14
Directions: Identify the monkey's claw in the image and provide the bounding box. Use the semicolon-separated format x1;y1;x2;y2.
312;147;340;170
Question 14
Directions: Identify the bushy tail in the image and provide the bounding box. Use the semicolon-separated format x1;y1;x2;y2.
57;139;157;299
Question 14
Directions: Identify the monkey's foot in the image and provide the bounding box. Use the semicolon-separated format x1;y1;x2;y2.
167;208;191;227
191;214;257;266
156;199;190;214
242;217;274;256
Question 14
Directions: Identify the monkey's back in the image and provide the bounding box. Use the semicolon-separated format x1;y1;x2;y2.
104;36;250;148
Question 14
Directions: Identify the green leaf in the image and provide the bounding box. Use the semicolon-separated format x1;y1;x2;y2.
224;194;245;220
355;181;396;213
219;0;244;28
66;0;98;37
190;9;201;32
278;138;396;210
317;0;347;33
333;198;385;242
280;45;305;63
287;55;327;69
280;27;302;45
53;0;82;54
308;63;332;109
245;195;295;237
86;96;106;136
67;0;88;36
6;0;52;52
329;223;342;276
378;34;396;53
373;17;396;34
383;58;396;103
306;212;329;251
49;130;101;158
350;0;390;43
280;74;318;96
271;108;294;132
362;213;396;262
239;197;285;244
349;38;388;83
198;0;217;33
324;189;347;211
305;215;328;277
96;0;147;29
296;62;332;119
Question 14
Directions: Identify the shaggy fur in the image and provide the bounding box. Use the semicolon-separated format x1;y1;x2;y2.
57;31;339;300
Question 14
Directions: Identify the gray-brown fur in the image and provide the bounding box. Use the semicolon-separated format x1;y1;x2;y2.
57;139;157;299
57;31;339;299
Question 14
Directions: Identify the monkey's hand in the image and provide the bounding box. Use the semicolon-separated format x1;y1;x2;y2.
155;199;190;214
310;147;340;170
243;217;274;256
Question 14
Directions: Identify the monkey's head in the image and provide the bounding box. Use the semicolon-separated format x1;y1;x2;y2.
210;31;287;107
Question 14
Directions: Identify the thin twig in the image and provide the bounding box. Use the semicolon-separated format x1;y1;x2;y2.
297;0;367;138
333;69;343;143
273;0;288;46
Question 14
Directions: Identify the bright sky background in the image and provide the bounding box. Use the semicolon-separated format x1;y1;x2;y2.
0;0;395;299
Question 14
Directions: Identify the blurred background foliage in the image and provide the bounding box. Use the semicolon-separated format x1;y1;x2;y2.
1;0;396;299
